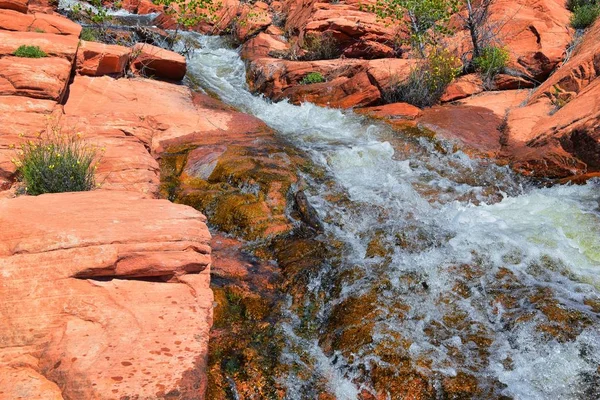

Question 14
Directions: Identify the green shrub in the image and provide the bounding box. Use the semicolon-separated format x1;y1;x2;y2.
13;45;47;58
300;32;340;61
300;72;326;85
474;46;509;79
570;4;600;29
567;0;595;12
13;131;99;195
80;27;100;42
384;49;461;107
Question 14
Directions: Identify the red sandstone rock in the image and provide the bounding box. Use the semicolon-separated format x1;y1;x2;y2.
0;190;212;399
0;57;71;101
499;19;600;177
0;9;82;35
419;90;530;156
0;95;59;187
130;42;186;81
240;32;289;60
356;102;422;128
235;2;272;42
155;0;240;34
62;76;268;198
248;57;382;107
0;30;79;60
284;0;397;58
0;0;28;13
440;74;483;103
493;74;536;90
76;40;130;77
366;58;415;93
447;0;572;82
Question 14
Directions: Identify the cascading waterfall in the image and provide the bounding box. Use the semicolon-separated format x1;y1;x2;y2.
181;34;600;399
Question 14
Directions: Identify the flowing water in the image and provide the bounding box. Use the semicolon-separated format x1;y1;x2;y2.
180;35;600;399
178;35;600;399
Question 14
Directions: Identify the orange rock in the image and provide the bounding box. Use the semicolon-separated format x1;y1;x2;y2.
0;0;28;13
155;0;240;34
0;190;212;399
76;40;130;77
0;56;71;101
285;1;398;59
0;9;82;35
137;0;162;13
457;0;572;81
440;74;483;103
419;90;530;156
234;2;272;42
0;95;59;188
493;73;535;90
248;57;382;107
356;102;422;127
0;366;64;400
0;30;79;60
130;42;186;81
366;58;415;93
62;76;268;198
240;32;290;60
499;19;600;178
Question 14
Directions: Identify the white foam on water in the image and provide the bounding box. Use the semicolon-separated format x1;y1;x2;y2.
181;33;600;398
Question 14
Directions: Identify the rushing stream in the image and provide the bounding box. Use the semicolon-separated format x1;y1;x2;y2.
180;35;600;399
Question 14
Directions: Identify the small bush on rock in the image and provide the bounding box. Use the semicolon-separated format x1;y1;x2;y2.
13;130;100;195
14;45;47;58
567;0;595;12
474;46;509;79
301;32;341;61
300;72;326;85
385;49;460;107
80;27;100;42
570;3;600;29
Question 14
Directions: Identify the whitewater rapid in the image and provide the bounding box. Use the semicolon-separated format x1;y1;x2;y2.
183;35;600;399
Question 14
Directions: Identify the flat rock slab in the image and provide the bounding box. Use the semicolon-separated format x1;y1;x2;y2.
0;190;213;399
0;9;82;35
0;30;80;60
63;75;268;155
0;56;71;101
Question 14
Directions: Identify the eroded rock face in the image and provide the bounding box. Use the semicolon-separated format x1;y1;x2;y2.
0;9;82;35
499;19;600;178
76;40;130;77
130;42;187;81
0;191;213;400
248;57;383;107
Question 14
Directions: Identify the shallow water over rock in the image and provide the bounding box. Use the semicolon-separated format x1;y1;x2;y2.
179;34;600;399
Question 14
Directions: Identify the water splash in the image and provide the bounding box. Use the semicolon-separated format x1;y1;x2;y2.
181;33;600;398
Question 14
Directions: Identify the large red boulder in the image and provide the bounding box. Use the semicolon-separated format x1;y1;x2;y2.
130;43;186;81
76;40;131;77
0;57;71;101
0;190;213;400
